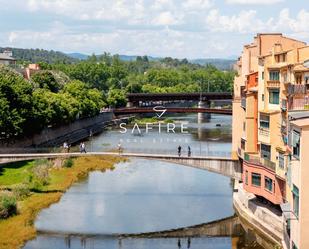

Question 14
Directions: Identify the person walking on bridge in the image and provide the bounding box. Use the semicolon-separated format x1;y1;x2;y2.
80;142;87;153
178;145;182;157
188;146;191;157
118;142;122;155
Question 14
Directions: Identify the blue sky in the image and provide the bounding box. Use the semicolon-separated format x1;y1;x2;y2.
0;0;308;59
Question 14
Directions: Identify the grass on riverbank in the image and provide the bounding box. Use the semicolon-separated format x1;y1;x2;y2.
0;161;35;186
0;155;123;249
132;117;174;124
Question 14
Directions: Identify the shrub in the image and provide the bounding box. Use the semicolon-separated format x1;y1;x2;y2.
0;194;17;219
28;160;51;191
63;158;74;168
12;184;31;200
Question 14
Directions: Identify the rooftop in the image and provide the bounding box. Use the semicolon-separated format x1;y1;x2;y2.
0;53;16;61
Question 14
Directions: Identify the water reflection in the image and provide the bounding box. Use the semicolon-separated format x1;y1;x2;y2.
33;159;234;234
86;114;232;157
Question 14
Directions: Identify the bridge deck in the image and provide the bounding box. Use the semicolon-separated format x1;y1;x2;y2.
0;152;241;179
0;152;235;161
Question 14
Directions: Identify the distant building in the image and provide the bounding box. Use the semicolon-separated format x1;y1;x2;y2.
0;50;16;65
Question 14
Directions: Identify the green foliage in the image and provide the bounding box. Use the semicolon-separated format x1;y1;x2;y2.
0;66;33;138
0;194;17;219
107;89;127;108
31;71;61;92
63;80;105;117
63;158;74;168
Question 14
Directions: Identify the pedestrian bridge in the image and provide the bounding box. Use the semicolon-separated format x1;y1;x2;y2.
0;152;241;179
37;215;242;239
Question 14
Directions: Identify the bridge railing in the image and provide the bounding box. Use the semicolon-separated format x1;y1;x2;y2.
0;147;231;158
118;147;231;158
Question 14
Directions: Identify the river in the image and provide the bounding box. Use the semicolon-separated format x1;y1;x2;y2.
23;114;269;249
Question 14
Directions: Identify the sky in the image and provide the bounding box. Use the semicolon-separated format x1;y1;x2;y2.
0;0;309;59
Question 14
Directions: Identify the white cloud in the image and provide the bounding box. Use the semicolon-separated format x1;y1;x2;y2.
151;11;182;26
226;0;284;5
206;9;265;33
182;0;212;10
206;8;309;38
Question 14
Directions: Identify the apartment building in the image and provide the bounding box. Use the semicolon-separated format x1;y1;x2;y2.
233;34;309;249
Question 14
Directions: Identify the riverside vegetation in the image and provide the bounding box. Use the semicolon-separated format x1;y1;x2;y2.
0;53;234;141
0;155;124;249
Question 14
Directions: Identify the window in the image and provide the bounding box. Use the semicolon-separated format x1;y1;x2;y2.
262;94;264;101
292;130;300;159
295;74;302;84
245;171;248;185
269;71;280;81
269;89;280;104
252;173;261;187
260;114;270;129
243;122;246;131
265;176;273;192
261;144;271;160
262;72;264;80
293;185;299;218
279;152;285;169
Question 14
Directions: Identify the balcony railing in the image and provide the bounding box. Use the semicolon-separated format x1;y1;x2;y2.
281;99;287;111
259;128;270;136
267;80;280;88
238;147;244;159
287;84;308;95
288;96;309;111
241;97;246;109
244;152;276;172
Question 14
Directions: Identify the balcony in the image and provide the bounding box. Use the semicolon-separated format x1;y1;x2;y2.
267;80;280;88
244;152;276;172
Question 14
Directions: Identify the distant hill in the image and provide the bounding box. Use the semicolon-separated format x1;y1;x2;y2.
189;58;236;70
65;52;235;70
67;52;88;60
0;47;235;69
0;47;78;64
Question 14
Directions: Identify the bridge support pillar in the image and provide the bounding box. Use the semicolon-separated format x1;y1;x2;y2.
198;100;211;122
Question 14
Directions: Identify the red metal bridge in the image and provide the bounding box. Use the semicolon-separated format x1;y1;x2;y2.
114;107;232;115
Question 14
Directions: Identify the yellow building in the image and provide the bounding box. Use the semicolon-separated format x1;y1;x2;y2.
233;33;309;249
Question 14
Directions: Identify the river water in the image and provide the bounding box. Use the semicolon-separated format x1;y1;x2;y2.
24;114;269;249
